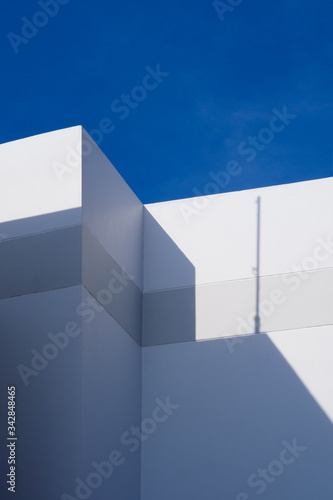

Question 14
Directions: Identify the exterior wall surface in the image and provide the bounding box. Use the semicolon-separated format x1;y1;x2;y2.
141;326;333;500
143;178;333;344
0;287;82;500
141;177;333;500
81;287;142;500
1;128;332;500
0;127;142;500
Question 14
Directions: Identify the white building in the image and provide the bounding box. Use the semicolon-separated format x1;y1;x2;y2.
1;126;332;500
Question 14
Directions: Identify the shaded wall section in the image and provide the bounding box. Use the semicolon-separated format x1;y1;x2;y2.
81;288;142;500
142;208;196;346
0;286;82;500
141;327;333;500
79;128;144;499
0;127;84;500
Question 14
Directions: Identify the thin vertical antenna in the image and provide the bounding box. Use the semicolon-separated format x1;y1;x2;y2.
254;196;261;334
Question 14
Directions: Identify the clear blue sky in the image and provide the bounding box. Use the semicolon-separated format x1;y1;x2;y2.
1;0;332;203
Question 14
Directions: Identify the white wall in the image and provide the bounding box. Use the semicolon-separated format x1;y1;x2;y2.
2;127;332;500
0;126;82;225
0;128;143;500
141;177;333;499
144;178;333;289
141;326;333;500
81;288;142;500
143;178;333;343
82;129;143;290
0;287;82;500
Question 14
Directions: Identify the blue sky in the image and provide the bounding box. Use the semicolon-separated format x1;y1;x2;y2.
1;0;332;203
